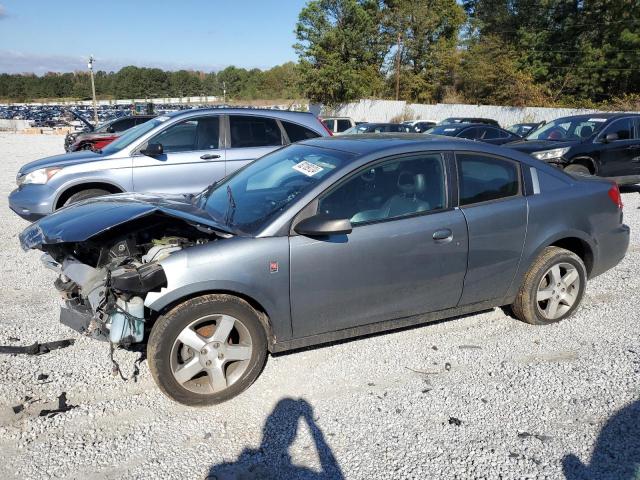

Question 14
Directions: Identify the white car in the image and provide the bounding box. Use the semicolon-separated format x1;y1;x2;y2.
321;117;356;134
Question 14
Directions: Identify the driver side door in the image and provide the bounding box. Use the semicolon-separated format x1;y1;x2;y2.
132;115;226;194
289;152;468;338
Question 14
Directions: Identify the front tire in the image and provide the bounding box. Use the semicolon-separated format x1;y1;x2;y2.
564;163;591;176
148;294;268;406
62;188;111;207
511;247;586;325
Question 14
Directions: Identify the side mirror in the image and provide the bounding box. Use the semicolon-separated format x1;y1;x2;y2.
604;133;619;143
140;143;163;156
294;215;352;236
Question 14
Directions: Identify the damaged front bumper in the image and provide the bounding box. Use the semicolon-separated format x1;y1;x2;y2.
42;253;166;345
60;299;109;341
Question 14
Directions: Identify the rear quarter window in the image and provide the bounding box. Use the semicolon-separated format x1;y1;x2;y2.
457;153;520;205
282;121;321;142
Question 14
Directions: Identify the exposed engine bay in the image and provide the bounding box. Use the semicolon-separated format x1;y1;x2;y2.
39;216;221;345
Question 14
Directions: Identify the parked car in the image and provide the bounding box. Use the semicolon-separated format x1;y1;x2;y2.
19;135;629;405
342;123;411;134
507;121;546;138
403;120;437;133
438;117;500;127
505;113;640;184
425;123;521;145
320;117;354;134
9;109;329;221
65;115;156;152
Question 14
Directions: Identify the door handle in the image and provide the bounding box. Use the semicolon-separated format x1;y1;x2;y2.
200;153;221;160
432;228;453;242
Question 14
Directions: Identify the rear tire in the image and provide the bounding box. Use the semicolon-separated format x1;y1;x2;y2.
62;188;111;207
511;247;586;325
148;294;268;406
564;163;591;176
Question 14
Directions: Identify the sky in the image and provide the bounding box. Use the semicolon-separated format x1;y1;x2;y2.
0;0;308;74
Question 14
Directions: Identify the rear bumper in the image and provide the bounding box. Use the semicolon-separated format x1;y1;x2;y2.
591;224;630;278
8;184;56;221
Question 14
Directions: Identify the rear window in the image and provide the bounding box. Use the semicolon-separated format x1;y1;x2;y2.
230;115;282;148
458;153;520;205
113;118;135;132
282;121;320;142
336;119;352;132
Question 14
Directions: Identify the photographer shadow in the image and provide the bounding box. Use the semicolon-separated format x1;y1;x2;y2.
207;397;344;480
562;399;639;479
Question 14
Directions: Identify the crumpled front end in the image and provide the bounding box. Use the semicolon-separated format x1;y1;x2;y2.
31;217;221;345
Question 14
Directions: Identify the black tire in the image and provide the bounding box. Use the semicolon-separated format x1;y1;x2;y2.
62;188;111;207
564;163;591;176
148;294;268;406
511;246;587;325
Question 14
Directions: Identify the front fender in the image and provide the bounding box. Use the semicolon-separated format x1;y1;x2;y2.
144;236;292;341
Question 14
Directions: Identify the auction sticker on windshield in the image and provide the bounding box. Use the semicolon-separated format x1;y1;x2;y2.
293;160;324;177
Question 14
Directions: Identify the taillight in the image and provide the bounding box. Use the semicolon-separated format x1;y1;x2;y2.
319;119;334;136
608;183;623;209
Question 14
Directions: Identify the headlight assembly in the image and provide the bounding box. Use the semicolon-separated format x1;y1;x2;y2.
17;167;62;186
531;147;570;162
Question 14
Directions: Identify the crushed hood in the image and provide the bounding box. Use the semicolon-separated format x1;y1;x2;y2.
20;192;232;250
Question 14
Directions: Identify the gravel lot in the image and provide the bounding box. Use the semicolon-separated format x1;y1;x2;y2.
0;133;638;480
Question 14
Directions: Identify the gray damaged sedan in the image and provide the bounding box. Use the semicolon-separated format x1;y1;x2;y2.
20;135;630;405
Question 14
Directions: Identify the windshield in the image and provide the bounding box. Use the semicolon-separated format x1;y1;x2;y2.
526;116;607;141
200;144;353;235
94;118;117;133
101;116;168;154
425;126;460;136
342;125;369;134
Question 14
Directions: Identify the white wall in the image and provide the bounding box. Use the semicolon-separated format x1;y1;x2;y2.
329;99;630;126
0;119;32;131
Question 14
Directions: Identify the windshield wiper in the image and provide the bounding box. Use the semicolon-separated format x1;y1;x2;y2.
224;185;237;227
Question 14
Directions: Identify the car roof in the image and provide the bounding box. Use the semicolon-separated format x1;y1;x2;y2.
163;107;316;121
553;113;640;122
299;133;514;156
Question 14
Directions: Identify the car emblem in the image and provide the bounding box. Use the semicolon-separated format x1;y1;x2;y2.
269;261;279;273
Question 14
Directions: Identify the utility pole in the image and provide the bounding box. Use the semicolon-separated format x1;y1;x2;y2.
395;32;402;101
223;81;226;104
87;55;98;124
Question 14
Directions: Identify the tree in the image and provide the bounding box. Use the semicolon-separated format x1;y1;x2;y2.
294;0;386;106
458;35;548;106
381;0;466;102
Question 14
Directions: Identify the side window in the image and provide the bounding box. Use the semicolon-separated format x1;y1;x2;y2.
458;127;479;139
151;116;219;153
113;118;135;132
336;119;352;132
318;153;446;225
134;117;151;126
282;121;320;143
458;153;520;206
601;118;634;141
230;115;282;148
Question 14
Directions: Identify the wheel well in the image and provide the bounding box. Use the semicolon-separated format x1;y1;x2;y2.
152;290;274;346
569;157;597;175
550;237;594;276
55;182;123;209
